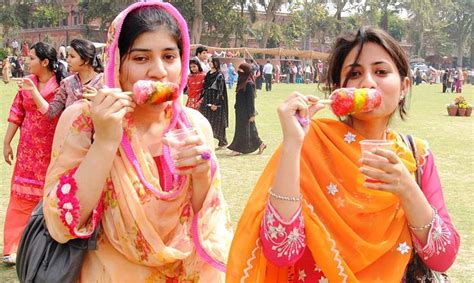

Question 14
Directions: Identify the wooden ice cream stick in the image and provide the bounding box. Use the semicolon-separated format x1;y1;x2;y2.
305;99;332;105
83;90;132;99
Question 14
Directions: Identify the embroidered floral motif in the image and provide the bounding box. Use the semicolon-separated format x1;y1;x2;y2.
71;112;93;134
414;213;452;260
343;131;356;144
298;269;307;281
262;204;305;260
56;167;104;238
318;276;329;283
135;226;153;262
133;180;153;204
104;178;118;210
334;196;346;208
326;182;339;196
397;242;411;255
179;203;192;224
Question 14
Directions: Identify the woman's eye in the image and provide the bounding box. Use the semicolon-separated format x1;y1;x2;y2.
133;56;148;62
375;69;388;75
349;71;361;78
164;54;177;61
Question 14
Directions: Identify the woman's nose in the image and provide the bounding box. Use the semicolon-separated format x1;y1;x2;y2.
148;58;168;80
359;72;377;89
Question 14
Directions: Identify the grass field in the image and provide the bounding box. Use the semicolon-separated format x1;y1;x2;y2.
0;81;472;282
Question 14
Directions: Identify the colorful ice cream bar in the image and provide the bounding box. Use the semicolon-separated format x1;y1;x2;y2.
329;88;382;116
132;80;179;105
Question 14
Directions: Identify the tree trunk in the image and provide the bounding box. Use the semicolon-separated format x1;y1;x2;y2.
470;28;474;68
417;29;424;57
334;0;348;21
260;0;278;48
234;1;245;47
456;37;464;67
191;0;203;44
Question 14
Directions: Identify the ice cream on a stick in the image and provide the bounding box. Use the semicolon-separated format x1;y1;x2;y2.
295;88;382;126
83;80;179;105
132;80;179;105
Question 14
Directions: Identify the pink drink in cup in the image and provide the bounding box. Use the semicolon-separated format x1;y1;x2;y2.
359;140;394;183
165;127;197;171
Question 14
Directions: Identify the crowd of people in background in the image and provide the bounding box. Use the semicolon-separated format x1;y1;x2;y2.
412;65;470;93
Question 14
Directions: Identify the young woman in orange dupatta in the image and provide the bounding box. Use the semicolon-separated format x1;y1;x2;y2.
227;27;459;282
42;1;232;282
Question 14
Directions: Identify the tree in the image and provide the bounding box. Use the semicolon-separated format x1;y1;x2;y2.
249;0;291;48
33;4;67;28
79;0;135;33
0;0;18;37
285;0;332;50
169;0;240;46
447;0;473;67
191;0;203;44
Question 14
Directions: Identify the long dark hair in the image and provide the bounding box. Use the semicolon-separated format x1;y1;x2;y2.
189;58;203;73
30;42;66;84
210;57;220;71
119;6;182;61
70;38;103;73
325;26;411;120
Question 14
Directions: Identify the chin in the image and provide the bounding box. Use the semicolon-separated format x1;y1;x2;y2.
352;110;390;121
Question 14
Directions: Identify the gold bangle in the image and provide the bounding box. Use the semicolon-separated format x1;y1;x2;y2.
408;206;437;231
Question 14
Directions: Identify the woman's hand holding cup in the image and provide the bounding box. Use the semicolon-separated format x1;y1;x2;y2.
164;127;212;177
359;140;417;197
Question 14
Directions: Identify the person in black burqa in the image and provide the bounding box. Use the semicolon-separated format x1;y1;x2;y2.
227;62;266;156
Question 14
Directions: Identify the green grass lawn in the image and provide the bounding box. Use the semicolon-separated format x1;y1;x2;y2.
0;81;472;281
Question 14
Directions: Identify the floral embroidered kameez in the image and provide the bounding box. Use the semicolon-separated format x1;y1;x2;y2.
3;74;59;255
42;2;232;282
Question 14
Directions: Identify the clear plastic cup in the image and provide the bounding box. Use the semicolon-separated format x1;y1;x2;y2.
359;140;394;183
165;127;197;170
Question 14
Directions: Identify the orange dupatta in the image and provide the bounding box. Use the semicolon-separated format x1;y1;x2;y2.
227;119;419;282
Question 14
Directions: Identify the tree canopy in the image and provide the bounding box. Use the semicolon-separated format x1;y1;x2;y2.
0;0;472;66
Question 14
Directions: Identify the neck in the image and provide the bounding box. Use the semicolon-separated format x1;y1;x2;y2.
78;68;96;83
346;117;389;140
37;71;53;84
131;103;169;130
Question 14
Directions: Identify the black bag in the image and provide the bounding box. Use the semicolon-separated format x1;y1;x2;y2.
16;200;99;283
403;135;449;283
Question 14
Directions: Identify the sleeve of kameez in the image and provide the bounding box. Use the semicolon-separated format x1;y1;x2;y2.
7;91;25;126
45;81;68;119
43;101;104;243
411;151;460;272
260;201;306;267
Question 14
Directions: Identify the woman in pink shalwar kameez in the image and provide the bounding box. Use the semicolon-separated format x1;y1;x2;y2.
2;42;64;264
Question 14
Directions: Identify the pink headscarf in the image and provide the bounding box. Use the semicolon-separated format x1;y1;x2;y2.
104;0;191;130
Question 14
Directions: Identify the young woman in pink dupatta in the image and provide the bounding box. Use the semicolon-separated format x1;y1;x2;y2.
2;42;64;264
42;1;232;282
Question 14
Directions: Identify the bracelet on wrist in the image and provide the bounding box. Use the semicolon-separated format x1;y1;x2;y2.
408;205;437;231
269;190;302;202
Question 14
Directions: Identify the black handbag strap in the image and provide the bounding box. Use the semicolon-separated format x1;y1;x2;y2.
405;134;422;187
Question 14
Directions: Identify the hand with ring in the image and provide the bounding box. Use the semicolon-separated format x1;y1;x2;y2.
165;132;212;177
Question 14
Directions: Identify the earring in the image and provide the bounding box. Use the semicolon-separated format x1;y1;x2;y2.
400;92;405;101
